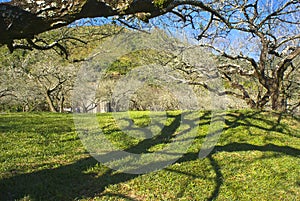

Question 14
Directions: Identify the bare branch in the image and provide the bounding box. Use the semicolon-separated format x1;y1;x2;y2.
198;44;260;73
276;34;300;49
218;64;254;77
26;39;68;59
257;0;299;29
275;47;300;78
197;13;214;40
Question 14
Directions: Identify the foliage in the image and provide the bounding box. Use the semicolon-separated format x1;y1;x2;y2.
153;0;173;9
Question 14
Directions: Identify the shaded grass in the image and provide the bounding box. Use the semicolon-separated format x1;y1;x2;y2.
0;110;299;201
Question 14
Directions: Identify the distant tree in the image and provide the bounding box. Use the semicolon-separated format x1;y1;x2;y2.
0;68;15;99
0;47;76;112
0;49;46;111
0;25;122;112
20;50;76;112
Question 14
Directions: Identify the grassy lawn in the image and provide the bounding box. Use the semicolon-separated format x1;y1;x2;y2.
0;110;299;201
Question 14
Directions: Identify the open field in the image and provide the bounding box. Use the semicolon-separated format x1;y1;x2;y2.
0;110;299;201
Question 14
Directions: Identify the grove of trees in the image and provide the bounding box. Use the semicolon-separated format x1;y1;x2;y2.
0;0;299;113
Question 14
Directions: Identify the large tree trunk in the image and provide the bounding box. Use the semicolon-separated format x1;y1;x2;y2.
271;48;300;111
58;93;65;113
45;90;57;112
0;0;219;51
0;0;175;46
270;82;286;112
271;89;282;111
56;91;65;113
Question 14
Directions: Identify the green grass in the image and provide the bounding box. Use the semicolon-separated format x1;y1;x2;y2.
0;110;299;201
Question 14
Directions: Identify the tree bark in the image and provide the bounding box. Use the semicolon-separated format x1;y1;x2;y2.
0;0;221;49
58;93;65;113
45;90;57;112
0;0;171;45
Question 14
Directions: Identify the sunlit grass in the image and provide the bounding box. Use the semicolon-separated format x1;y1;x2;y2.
0;110;299;201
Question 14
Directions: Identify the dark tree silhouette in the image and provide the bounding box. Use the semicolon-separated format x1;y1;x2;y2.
0;0;224;50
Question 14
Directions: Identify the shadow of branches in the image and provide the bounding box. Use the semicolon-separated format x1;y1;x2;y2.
0;111;299;200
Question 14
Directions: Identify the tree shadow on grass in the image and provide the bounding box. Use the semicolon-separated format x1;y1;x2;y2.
1;143;299;201
0;157;140;201
0;111;299;201
224;110;300;139
173;142;300;201
0;112;188;201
